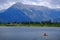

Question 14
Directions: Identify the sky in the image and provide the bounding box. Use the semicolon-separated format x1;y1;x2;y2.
0;0;60;10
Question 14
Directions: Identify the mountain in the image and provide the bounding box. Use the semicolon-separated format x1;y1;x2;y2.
0;3;31;23
0;2;60;23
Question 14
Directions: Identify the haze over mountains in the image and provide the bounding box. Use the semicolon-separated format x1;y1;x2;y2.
0;2;60;23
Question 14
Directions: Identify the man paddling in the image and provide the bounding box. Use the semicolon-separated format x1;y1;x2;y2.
43;33;48;36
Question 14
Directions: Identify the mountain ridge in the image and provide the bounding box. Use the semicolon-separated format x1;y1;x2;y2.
0;2;60;23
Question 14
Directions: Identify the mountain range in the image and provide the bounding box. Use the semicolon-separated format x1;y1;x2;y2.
0;2;60;23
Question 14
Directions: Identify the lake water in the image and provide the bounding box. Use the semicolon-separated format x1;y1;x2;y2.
0;26;60;40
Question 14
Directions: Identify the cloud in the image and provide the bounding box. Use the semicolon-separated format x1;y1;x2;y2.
0;0;17;10
21;0;60;9
0;2;16;10
0;0;60;10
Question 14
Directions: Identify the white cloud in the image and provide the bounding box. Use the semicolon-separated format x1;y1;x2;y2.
0;2;16;10
0;0;60;10
21;0;60;9
56;5;60;8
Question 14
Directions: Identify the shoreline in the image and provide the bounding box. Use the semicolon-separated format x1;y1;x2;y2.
0;23;60;27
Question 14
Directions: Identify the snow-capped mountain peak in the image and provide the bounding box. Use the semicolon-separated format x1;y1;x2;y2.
0;2;60;23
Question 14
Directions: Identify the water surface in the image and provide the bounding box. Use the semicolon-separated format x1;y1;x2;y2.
0;26;60;40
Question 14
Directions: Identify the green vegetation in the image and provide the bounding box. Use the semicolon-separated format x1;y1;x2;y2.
0;21;60;27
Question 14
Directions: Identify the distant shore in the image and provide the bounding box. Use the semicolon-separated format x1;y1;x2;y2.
0;23;60;27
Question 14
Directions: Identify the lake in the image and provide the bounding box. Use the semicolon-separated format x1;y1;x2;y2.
0;26;60;40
